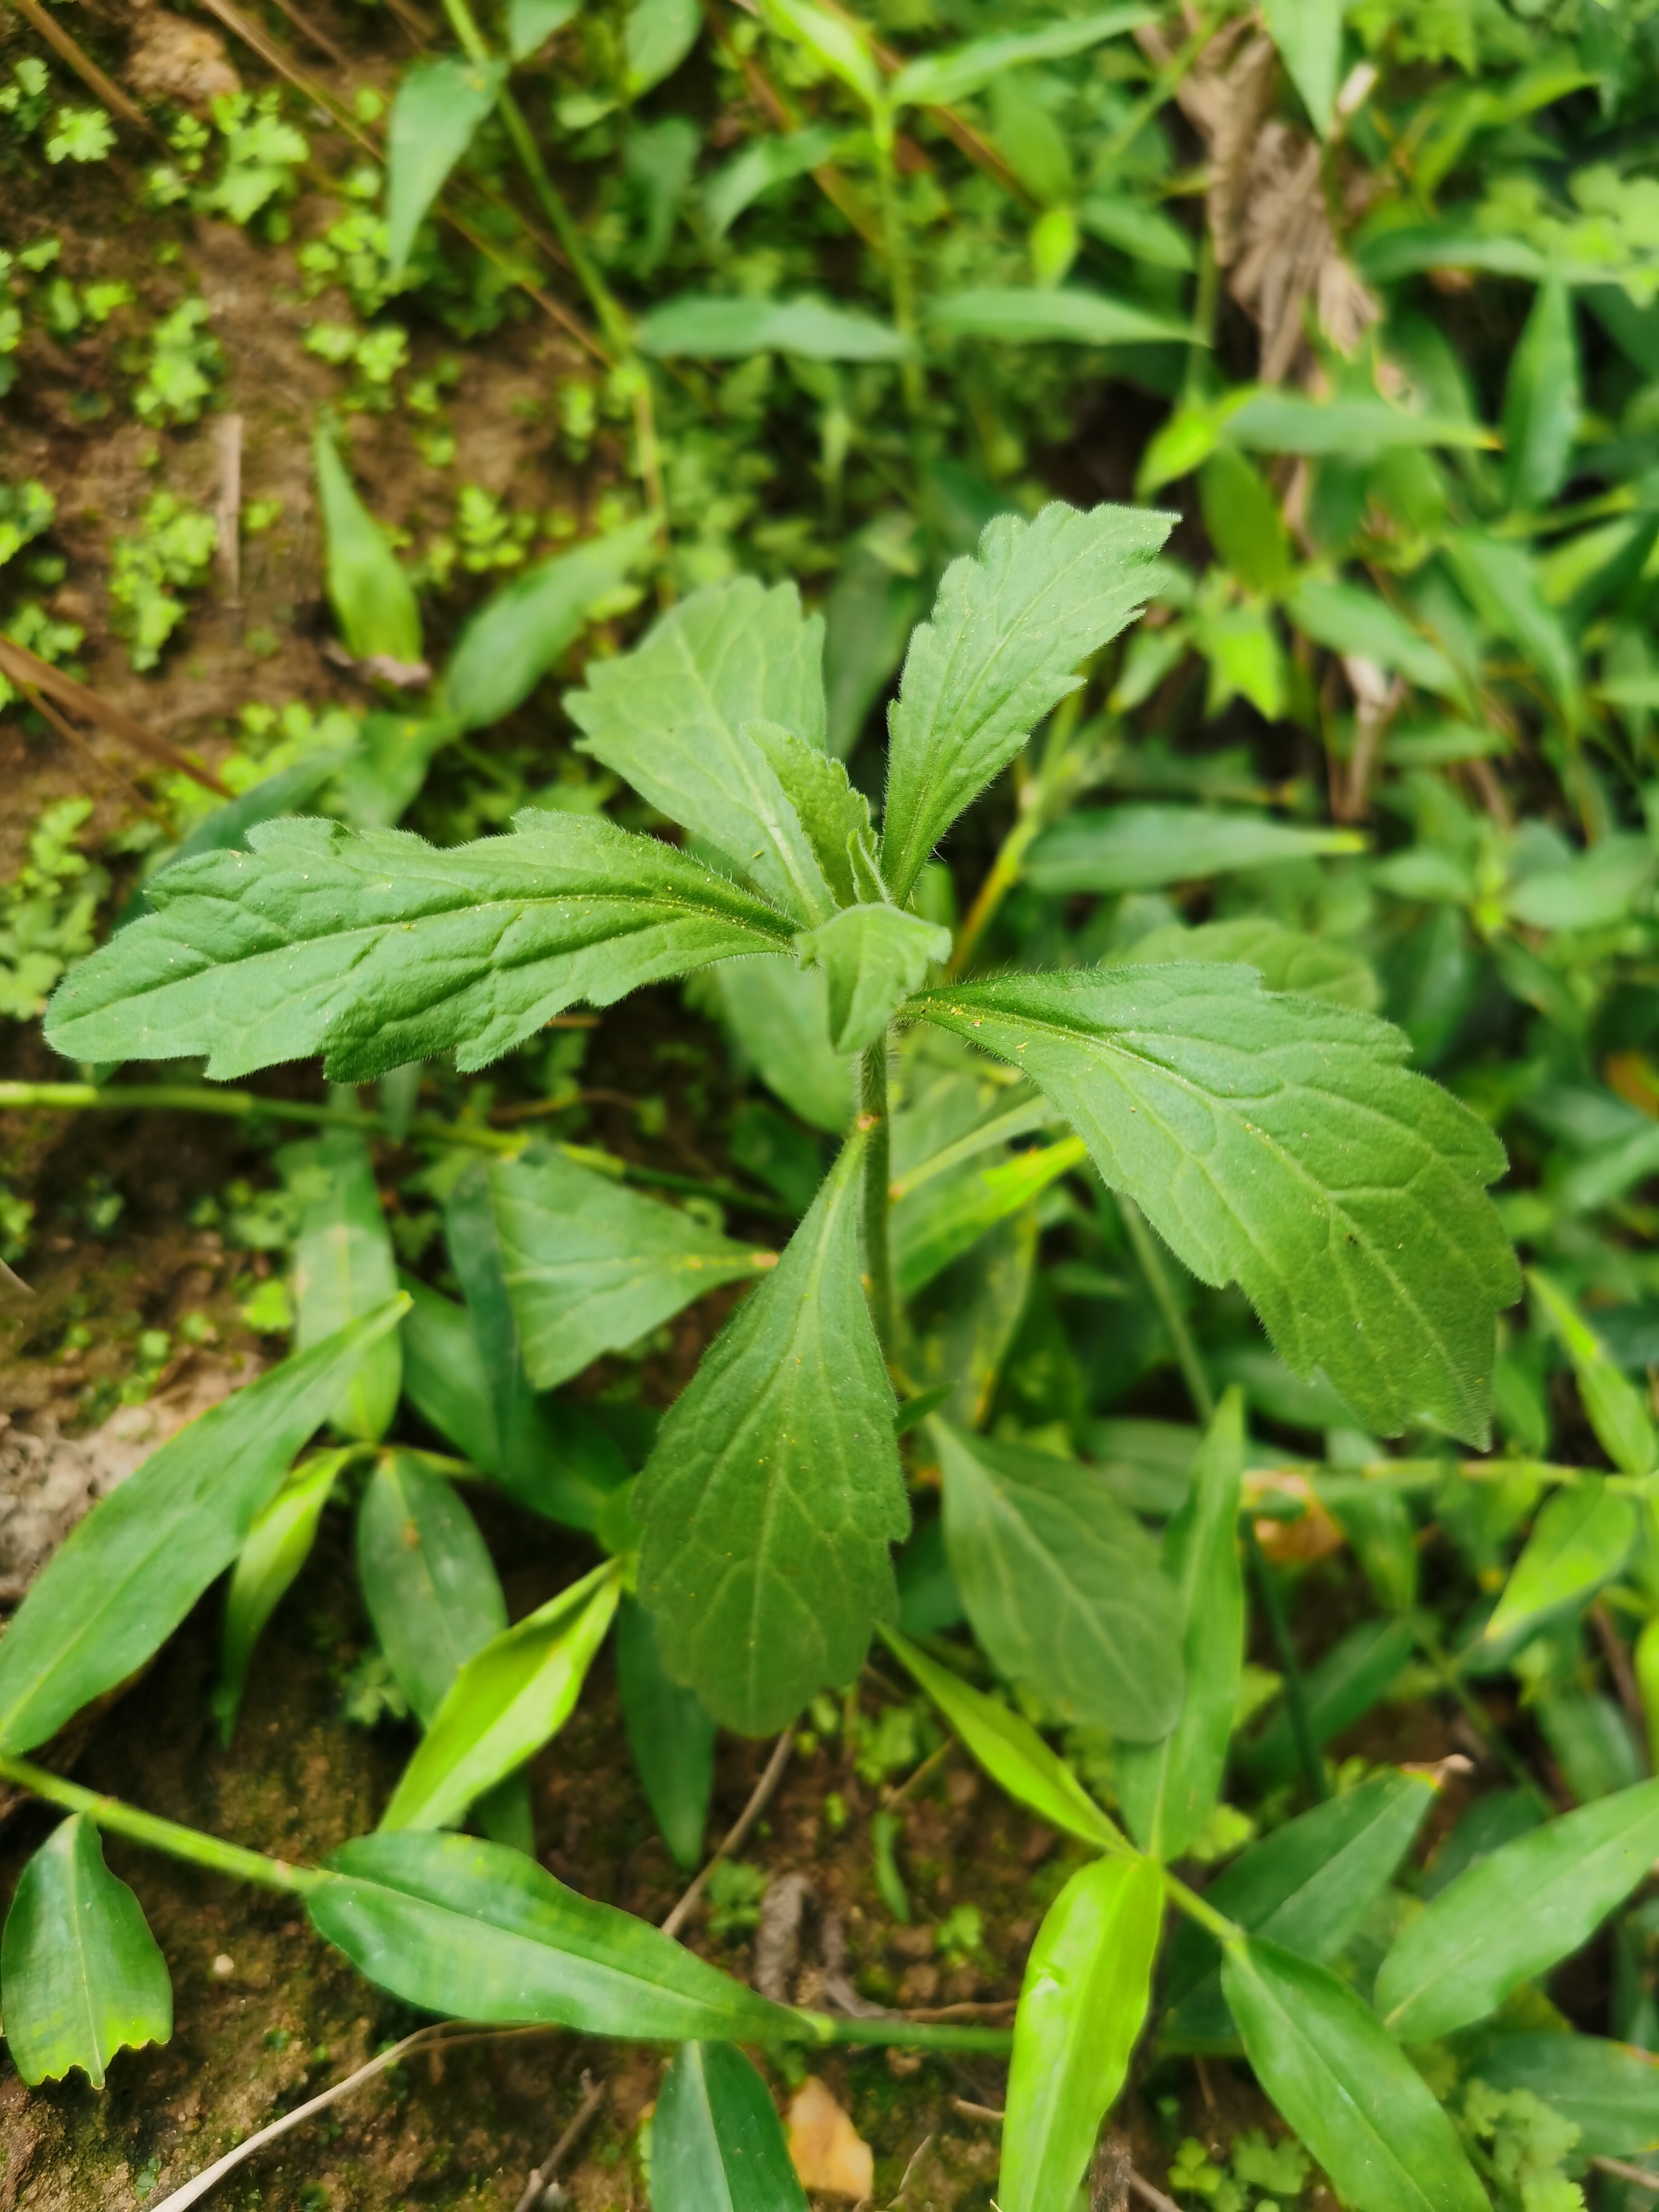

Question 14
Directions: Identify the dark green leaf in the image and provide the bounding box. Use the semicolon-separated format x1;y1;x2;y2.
652;2042;808;2211
880;502;1171;903
44;813;794;1081
213;1449;350;1743
879;1626;1127;1856
385;57;503;280
1199;449;1292;595
999;1856;1164;2212
1531;1270;1657;1476
1025;806;1363;893
1164;1770;1435;2046
567;579;836;923
486;1146;774;1392
310;1830;795;2039
357;1452;508;1727
635;296;907;363
380;1563;621;1831
635;1131;908;1733
1501;280;1581;511
1475;2031;1659;2157
1239;1617;1418;1786
937;1424;1184;1743
314;429;423;666
926;287;1195;348
1118;1391;1245;1858
1484;1478;1635;1646
400;1275;504;1476
0;1815;172;2088
890;7;1149;106
616;1597;716;1871
794;904;951;1054
441;519;656;733
0;1301;404;1753
712;958;856;1134
1375;1777;1659;2042
913;967;1518;1444
1222;1938;1487;2212
283;1124;401;1441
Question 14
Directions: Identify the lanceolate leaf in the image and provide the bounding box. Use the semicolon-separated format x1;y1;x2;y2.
615;1595;716;1871
380;1563;621;1831
213;1449;351;1743
911;966;1519;1444
925;287;1196;349
936;1424;1184;1742
1374;1776;1659;2043
999;1856;1164;2212
880;503;1170;903
1483;1478;1635;1646
487;1146;775;1393
283;1124;401;1442
44;812;795;1082
314;430;423;666
1118;1390;1245;1858
0;1816;172;2088
894;1136;1084;1299
1531;1269;1658;1476
1501;279;1581;512
879;1626;1127;1855
566;578;837;923
635;295;907;363
1025;806;1363;894
652;2042;808;2212
400;1276;508;1478
1222;1939;1488;2212
384;56;503;281
1259;0;1341;134
0;1301;404;1754
635;1131;908;1733
889;7;1149;107
745;718;875;906
357;1452;508;1727
310;1830;796;2040
794;904;951;1055
1114;919;1378;1009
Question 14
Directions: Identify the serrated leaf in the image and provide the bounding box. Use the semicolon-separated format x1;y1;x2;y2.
309;1830;795;2040
635;1131;907;1733
878;1625;1127;1855
1502;280;1581;511
616;1596;716;1871
999;1855;1164;2212
926;287;1196;349
1530;1270;1657;1476
1025;806;1364;893
654;2042;808;2211
486;1145;774;1392
380;1563;621;1831
213;1449;350;1743
357;1452;508;1727
1476;2031;1659;2157
567;579;836;923
936;1423;1184;1743
635;295;906;362
1118;1391;1245;1859
1375;1777;1659;2043
1113;918;1378;1008
0;1302;404;1754
314;429;423;666
890;7;1149;107
441;518;657;733
794;904;951;1055
745;718;873;907
44;812;795;1082
911;966;1519;1444
1223;1939;1488;2212
282;1124;401;1441
0;1816;172;2088
385;57;503;281
879;501;1172;903
1484;1478;1635;1646
1163;1770;1435;2047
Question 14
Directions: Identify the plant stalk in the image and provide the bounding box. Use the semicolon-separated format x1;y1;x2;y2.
1118;1194;1215;1423
860;1042;896;1355
1242;1520;1330;1805
871;109;925;423
803;2011;1012;2056
0;1755;324;1894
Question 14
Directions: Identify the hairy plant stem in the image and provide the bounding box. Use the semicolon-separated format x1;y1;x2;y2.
860;1041;896;1355
0;1083;794;1218
0;1755;323;1894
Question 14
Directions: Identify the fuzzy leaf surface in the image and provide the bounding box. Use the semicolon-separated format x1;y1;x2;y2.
635;1131;908;1734
486;1147;774;1392
879;501;1171;900
745;718;873;906
911;965;1519;1443
44;813;794;1082
566;579;836;922
794;904;951;1055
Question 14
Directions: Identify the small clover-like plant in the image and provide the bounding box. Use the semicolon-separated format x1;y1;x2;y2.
45;498;1519;1734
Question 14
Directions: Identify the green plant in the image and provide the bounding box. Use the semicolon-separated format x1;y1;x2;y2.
108;491;217;670
130;297;222;425
0;799;110;1021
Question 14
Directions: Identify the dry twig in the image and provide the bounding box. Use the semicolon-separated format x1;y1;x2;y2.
513;2069;608;2212
660;1728;794;1939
